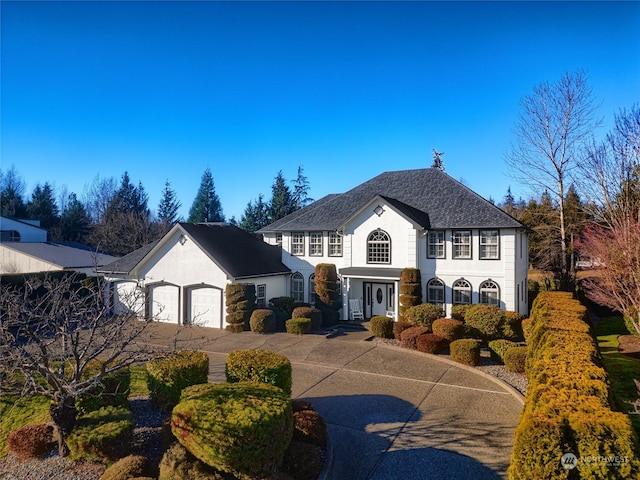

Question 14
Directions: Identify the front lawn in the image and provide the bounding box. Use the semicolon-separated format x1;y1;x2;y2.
595;316;640;436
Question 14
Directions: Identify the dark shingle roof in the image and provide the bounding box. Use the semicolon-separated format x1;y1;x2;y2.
180;223;290;279
98;240;159;274
259;168;522;232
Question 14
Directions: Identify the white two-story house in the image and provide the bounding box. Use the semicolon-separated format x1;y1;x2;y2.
259;167;528;319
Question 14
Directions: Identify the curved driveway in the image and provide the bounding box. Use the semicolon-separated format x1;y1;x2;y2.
144;324;523;480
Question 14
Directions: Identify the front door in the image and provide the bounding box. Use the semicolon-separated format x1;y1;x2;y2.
365;282;394;318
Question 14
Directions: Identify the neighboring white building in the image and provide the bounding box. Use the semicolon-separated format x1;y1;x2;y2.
0;217;47;243
259;168;529;319
99;222;291;329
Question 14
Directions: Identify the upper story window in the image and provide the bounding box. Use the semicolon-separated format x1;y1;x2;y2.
453;278;472;304
480;230;499;259
427;231;445;258
367;229;391;264
292;233;305;256
256;284;266;308
480;280;500;306
276;233;282;245
291;272;304;303
309;232;323;256
329;232;342;257
427;278;445;306
453;230;472;259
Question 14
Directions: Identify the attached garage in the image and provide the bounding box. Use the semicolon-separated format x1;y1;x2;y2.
113;281;144;316
149;283;179;323
187;286;222;328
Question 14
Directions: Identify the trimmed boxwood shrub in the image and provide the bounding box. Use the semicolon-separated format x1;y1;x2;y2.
7;422;54;459
101;454;157;480
393;320;413;340
269;296;295;317
67;406;133;462
225;283;256;332
464;304;507;341
404;303;445;330
293;409;327;449
400;326;430;350
147;350;210;411
314;264;342;327
225;349;292;396
449;339;481;366
292;306;322;331
416;333;447;354
450;304;471;321
370;315;394;339
286;318;312;335
171;382;293;478
503;311;524;340
159;441;226;480
504;346;527;373
399;268;421;321
250;309;276;334
487;339;518;363
432;318;465;341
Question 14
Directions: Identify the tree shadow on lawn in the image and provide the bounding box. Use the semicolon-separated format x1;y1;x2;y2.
303;394;510;480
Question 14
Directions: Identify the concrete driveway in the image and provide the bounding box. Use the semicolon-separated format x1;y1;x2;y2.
143;323;523;480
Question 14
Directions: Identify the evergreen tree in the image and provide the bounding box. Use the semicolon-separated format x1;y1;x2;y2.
239;194;270;234
57;193;92;243
157;179;181;226
0;166;27;218
431;149;445;170
269;170;296;222
292;165;313;209
105;172;149;218
188;168;224;223
26;183;59;230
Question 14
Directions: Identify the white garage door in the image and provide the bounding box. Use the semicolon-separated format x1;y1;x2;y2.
187;286;221;328
113;281;144;316
149;284;179;323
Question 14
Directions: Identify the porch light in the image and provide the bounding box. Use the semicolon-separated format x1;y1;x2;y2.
179;234;187;246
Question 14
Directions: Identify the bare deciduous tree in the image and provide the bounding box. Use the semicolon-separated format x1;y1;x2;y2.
506;70;602;286
0;273;153;456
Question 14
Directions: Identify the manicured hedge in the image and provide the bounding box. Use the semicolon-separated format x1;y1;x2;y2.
225;349;292;396
286;318;312;335
504;346;527;374
450;339;481;366
487;339;518;364
225;283;256;332
67;406;133;462
432;318;465;342
292;306;322;331
450;304;471;321
7;423;54;459
314;264;341;327
464;304;507;341
101;454;157;480
399;268;421;321
370;315;394;339
508;291;640;479
250;309;276;334
147;350;210;411
403;303;445;330
416;333;447;354
393;320;413;340
400;326;430;350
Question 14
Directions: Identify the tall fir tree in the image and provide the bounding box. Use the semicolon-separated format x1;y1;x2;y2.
239;194;270;234
188;167;224;222
157;179;181;226
57;193;92;243
0;166;27;218
105;172;149;218
292;165;313;209
26;183;59;230
269;170;296;222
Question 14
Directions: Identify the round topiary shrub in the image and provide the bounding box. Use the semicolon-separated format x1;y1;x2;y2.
393;320;413;340
269;297;295;317
286;318;312;335
400;326;430;350
292;307;322;331
464;304;507;341
370;315;394;339
158;441;225;480
67;406;133;462
225;349;292;396
450;304;471;321
171;382;293;478
100;454;157;480
487;339;519;364
7;423;54;459
416;333;447;354
504;346;528;374
293;409;327;449
399;268;422;321
250;309;276;334
404;303;445;330
450;339;481;366
432;318;465;341
502;311;524;340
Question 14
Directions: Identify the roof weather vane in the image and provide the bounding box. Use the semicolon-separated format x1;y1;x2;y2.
431;149;445;170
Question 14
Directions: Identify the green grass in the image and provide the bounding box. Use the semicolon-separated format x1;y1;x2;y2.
129;365;149;397
595;316;640;436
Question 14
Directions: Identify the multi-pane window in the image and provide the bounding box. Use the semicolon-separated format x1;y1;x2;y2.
367;230;391;264
427;231;445;258
480;280;500;306
427;278;445;306
453;278;472;304
329;232;342;257
256;284;266;308
453;230;472;259
309;274;316;305
292;233;305;256
276;233;282;245
310;232;323;256
480;230;499;259
291;272;304;303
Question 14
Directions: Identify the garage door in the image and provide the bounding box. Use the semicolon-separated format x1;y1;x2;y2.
113;281;144;316
149;284;179;323
187;286;221;328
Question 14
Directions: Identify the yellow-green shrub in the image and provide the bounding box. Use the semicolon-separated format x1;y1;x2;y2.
487;339;518;363
504;346;527;373
370;315;394;339
432;318;465;342
286;318;311;335
291;306;322;331
147;350;210;411
101;454;157;480
67;406;132;462
403;303;445;330
450;339;481;366
76;361;131;414
250;309;276;334
225;349;292;396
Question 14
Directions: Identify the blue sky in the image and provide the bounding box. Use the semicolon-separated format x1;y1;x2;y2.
2;1;639;220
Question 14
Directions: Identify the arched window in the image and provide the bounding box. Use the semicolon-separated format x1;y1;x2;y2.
309;273;316;305
367;229;391;264
453;278;472;304
427;278;445;306
480;280;500;306
291;272;304;303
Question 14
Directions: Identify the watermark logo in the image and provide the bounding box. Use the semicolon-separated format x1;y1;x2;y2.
561;453;577;470
561;452;628;470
